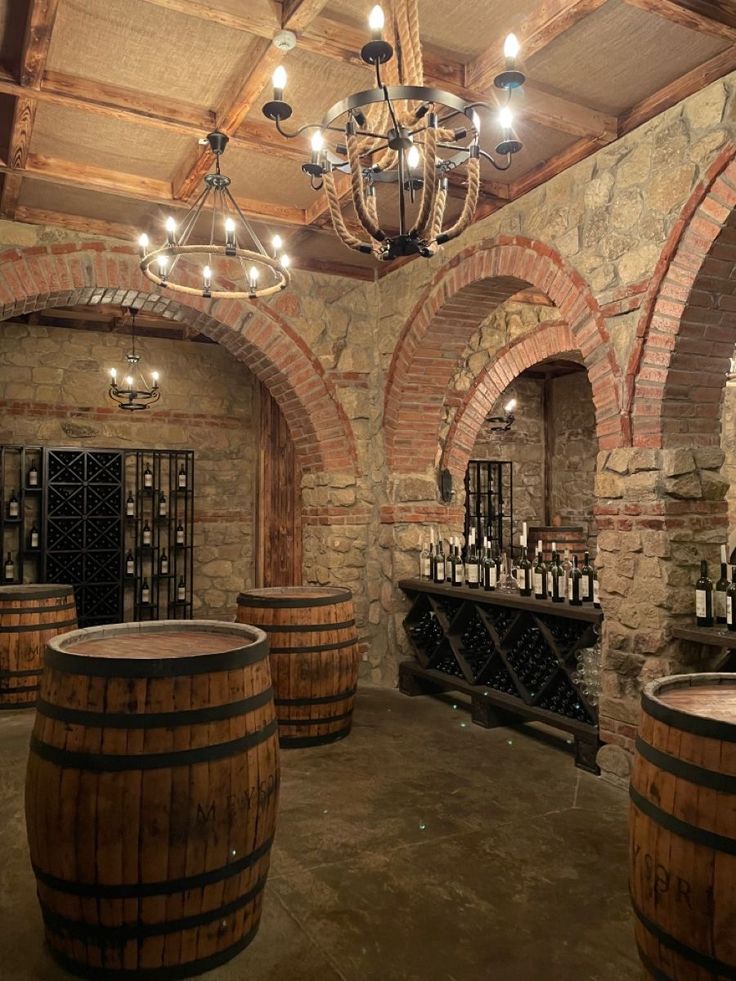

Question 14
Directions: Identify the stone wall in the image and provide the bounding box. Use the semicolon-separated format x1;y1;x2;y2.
548;372;598;547
0;320;257;620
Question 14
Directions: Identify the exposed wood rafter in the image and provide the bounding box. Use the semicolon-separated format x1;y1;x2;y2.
622;0;736;40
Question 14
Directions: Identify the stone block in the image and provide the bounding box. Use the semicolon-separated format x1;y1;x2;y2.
664;472;702;499
595;472;624;498
694;447;725;471
604;448;631;475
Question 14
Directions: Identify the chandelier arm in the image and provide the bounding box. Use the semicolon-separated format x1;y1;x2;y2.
347;133;385;242
434;155;480;247
478;148;514;172
410;119;438;238
223;187;269;259
323;170;373;254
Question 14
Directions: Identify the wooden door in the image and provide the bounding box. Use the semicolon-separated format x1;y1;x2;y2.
255;382;303;587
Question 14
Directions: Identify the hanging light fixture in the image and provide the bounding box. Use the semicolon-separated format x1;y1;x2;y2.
262;4;525;261
487;398;517;432
137;131;291;299
107;307;161;411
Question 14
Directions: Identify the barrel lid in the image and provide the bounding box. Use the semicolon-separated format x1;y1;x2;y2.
643;673;736;737
0;583;74;600
46;620;269;678
237;585;353;608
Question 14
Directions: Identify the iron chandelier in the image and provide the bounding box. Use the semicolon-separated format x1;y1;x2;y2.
262;2;525;261
137;131;292;300
108;307;161;411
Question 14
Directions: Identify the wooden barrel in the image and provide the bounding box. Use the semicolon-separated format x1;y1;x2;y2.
25;620;279;981
630;673;736;980
0;584;77;710
528;525;585;561
236;586;359;748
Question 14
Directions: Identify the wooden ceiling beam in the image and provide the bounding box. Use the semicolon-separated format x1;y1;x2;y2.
622;0;736;40
2;0;61;218
138;0;279;37
466;0;609;93
618;44;736;136
508;135;601;199
515;82;617;143
672;0;736;30
282;0;333;32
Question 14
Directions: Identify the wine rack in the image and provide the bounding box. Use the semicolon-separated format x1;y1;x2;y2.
464;460;513;556
0;444;44;587
400;577;602;773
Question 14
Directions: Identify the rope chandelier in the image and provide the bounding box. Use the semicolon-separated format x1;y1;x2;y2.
137;131;292;300
108;307;161;411
262;0;525;261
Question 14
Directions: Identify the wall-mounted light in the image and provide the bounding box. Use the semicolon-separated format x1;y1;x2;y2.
487;398;517;432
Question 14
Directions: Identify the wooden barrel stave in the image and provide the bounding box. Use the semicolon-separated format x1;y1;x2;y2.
630;674;736;981
0;584;77;708
25;622;278;979
237;586;359;748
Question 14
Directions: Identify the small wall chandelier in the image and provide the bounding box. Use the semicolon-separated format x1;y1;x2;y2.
108;307;161;411
487;398;517;432
262;2;525;261
137;131;291;299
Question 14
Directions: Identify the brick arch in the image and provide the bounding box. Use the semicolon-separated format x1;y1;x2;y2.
442;321;580;478
0;241;357;473
628;145;736;448
384;235;623;474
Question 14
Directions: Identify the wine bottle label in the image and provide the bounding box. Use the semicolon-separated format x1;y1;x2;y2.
127;562;134;574
453;565;463;584
593;580;600;605
435;560;445;580
31;534;38;547
9;503;18;517
729;596;734;625
161;561;168;574
715;591;727;619
490;566;497;587
569;579;576;601
467;564;479;584
127;504;134;515
178;474;186;488
583;578;592;601
696;589;707;618
144;475;152;487
421;557;431;578
533;573;543;595
29;473;37;486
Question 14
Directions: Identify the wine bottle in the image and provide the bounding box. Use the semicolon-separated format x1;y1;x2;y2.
569;555;583;606
548;541;557;598
29;524;39;549
562;548;572;601
533;551;547;600
446;538;453;582
715;561;729;624
517;543;532;597
4;551;13;582
178;463;187;489
177;577;186;602
727;567;736;633
143;464;153;489
159;550;169;575
483;538;496;591
466;536;480;589
550;550;564;603
451;540;463;587
695;559;714;628
142;521;152;546
27;461;38;487
176;521;185;545
427;535;435;580
159;492;167;517
420;539;431;579
126;491;135;517
141;579;151;605
125;550;135;576
581;551;594;603
434;540;446;584
7;490;19;519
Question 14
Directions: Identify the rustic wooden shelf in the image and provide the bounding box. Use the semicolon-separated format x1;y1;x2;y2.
399;577;602;773
671;623;736;670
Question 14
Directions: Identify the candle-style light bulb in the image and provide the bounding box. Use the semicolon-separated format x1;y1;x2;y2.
165;216;177;244
272;234;283;253
369;4;385;39
407;144;421;169
471;110;481;135
158;256;168;276
110;368;117;380
203;265;212;285
505;398;517;413
499;106;513;131
249;265;259;292
151;371;160;388
503;33;520;62
126;375;134;388
272;65;287;100
137;232;149;256
224;216;236;255
311;130;324;154
280;254;290;269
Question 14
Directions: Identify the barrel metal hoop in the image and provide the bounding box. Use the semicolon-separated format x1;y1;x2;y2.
0;668;43;678
277;709;353;726
636;736;736;793
632;896;736;978
0;618;77;634
270;637;357;654
279;723;352;747
0;601;76;615
0;586;73;601
44;639;268;677
36;686;274;729
629;785;736;854
40;875;267;942
30;718;277;771
48;923;260;981
255;619;356;633
0;690;38;704
274;685;357;707
33;835;274;898
636;945;675;981
642;687;736;743
237;587;352;608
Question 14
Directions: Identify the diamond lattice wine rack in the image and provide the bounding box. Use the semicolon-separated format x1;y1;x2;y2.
399;578;602;772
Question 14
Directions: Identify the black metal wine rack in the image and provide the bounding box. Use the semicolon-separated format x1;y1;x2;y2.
464;460;513;555
0;444;44;587
399;577;602;773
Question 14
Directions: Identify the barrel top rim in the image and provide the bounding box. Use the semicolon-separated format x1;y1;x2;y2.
0;583;74;599
644;672;736;723
237;586;353;607
49;620;267;661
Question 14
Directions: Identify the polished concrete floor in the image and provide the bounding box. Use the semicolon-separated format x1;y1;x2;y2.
0;687;639;981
